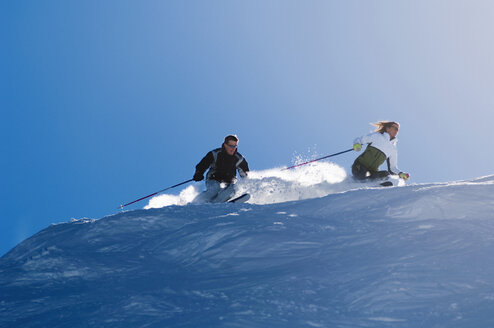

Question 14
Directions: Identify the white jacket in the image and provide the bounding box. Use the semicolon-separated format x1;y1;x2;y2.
354;132;400;174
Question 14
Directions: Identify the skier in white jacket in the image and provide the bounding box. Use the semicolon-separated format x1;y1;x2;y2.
352;121;410;181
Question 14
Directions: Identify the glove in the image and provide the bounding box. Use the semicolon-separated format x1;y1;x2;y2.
353;143;362;151
399;172;410;180
193;172;204;181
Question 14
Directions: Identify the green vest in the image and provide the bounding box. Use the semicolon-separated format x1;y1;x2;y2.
356;145;386;172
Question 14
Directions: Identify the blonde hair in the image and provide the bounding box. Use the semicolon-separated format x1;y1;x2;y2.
371;121;400;134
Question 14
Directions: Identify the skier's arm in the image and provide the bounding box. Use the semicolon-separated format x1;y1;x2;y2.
238;158;249;178
194;152;214;180
354;132;378;147
386;151;400;175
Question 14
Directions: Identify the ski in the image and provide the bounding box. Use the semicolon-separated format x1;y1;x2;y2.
228;193;250;203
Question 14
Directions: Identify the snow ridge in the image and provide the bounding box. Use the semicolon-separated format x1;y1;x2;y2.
1;176;494;327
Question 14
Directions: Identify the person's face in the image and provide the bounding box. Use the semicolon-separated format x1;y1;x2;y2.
387;124;399;139
224;140;238;155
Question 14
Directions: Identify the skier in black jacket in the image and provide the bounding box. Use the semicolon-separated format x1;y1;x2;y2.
192;134;250;203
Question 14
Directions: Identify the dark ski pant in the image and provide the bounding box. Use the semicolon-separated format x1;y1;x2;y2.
352;160;390;181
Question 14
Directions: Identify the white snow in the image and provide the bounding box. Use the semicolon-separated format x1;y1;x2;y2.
1;172;494;327
145;161;404;208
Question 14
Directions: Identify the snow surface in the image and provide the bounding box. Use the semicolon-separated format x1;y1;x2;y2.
1;166;494;327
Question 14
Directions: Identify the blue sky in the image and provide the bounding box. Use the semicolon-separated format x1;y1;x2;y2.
2;0;494;256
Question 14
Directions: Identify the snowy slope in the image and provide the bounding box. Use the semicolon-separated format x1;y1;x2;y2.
1;175;494;328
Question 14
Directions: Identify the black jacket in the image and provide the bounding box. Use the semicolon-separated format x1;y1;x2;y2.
195;146;249;183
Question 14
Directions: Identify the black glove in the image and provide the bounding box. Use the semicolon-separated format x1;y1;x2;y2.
193;172;204;181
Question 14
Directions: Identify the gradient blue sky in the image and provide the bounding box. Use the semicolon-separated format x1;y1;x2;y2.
2;1;494;256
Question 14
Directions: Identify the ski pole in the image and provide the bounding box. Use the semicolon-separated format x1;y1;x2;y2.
283;148;354;170
119;179;194;210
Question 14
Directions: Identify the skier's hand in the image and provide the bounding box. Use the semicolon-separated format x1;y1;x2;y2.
353;143;362;151
193;173;204;181
399;172;410;180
